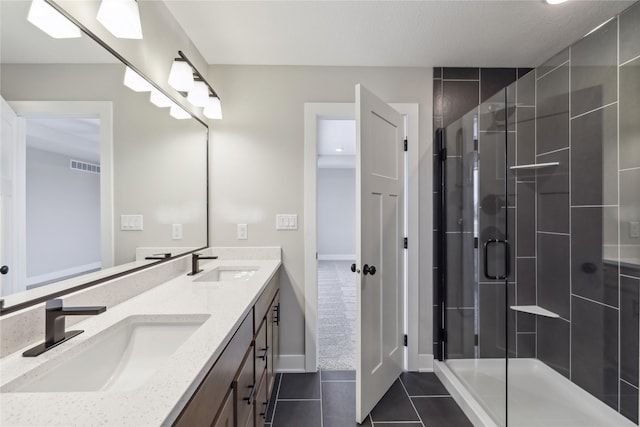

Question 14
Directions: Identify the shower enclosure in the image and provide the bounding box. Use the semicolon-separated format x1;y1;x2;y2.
434;3;640;425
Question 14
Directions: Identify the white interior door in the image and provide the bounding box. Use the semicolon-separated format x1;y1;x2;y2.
1;97;26;297
355;84;404;423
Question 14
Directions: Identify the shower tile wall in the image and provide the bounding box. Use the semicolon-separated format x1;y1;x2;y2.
434;2;640;422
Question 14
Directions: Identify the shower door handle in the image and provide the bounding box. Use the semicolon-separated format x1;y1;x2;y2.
483;239;510;280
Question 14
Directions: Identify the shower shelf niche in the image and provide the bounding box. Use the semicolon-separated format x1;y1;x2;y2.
510;305;560;318
510;162;559;170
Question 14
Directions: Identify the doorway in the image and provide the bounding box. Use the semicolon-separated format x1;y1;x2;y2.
316;118;357;370
303;102;420;374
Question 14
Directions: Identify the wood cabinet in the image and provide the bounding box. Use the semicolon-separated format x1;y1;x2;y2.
173;269;280;427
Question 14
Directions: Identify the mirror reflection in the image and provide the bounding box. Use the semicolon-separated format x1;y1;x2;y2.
0;1;208;309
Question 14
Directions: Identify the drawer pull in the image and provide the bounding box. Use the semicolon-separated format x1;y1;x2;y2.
259;347;269;360
244;384;255;405
260;400;268;418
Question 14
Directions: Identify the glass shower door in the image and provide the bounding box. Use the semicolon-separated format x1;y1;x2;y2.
441;87;513;426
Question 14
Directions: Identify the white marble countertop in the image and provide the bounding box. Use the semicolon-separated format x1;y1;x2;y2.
0;255;281;426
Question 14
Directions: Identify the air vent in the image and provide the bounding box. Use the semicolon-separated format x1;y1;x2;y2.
70;159;100;174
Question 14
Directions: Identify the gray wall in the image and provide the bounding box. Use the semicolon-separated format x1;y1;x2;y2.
317;168;355;259
207;64;434;360
25;147;100;279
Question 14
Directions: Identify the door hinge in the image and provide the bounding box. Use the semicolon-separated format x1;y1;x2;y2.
474;237;478;249
403;334;408;347
404;138;408;152
439;329;447;343
404;237;408;249
439;147;447;162
474;334;479;346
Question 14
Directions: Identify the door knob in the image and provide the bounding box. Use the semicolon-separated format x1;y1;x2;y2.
362;264;376;276
0;265;8;275
350;263;356;272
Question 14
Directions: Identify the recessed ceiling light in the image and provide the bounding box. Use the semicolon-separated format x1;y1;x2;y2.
545;0;567;4
335;148;344;153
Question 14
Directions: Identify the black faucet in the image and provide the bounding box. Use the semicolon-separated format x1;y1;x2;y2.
23;299;106;357
145;252;172;260
187;253;218;276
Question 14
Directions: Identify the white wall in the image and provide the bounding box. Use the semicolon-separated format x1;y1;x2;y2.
25;147;100;279
317;168;355;259
207;65;434;361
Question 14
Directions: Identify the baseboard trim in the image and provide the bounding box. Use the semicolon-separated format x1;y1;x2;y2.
418;353;434;372
317;254;356;261
277;354;306;373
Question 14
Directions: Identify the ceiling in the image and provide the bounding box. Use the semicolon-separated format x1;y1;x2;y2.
164;0;635;68
26;117;101;163
318;119;356;169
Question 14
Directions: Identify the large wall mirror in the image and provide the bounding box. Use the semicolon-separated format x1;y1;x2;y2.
0;1;208;313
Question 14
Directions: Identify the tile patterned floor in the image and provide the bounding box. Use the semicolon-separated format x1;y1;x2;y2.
264;370;473;427
318;261;356;370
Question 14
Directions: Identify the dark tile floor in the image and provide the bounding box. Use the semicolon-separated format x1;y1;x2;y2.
264;370;473;427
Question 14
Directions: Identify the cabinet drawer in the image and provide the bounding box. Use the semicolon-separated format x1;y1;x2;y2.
234;345;255;427
254;270;279;330
255;318;268;376
255;369;268;427
173;313;253;427
212;390;234;427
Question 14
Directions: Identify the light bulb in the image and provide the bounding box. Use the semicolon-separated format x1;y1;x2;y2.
27;0;81;39
168;60;194;92
97;0;143;39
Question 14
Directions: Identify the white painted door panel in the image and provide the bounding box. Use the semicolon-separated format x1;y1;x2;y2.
355;84;404;424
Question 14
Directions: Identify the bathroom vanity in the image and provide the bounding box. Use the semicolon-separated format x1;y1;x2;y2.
0;249;282;426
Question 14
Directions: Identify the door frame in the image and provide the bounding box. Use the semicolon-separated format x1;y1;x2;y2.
8;101;114;276
303;102;419;372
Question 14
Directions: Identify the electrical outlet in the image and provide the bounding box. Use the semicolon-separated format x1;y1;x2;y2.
172;224;183;240
630;221;640;239
237;223;248;240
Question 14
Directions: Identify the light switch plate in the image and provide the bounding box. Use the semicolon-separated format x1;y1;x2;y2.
121;214;143;231
276;214;297;230
630;221;640;238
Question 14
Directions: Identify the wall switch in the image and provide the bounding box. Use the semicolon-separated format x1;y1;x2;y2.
172;224;183;240
630;221;640;238
276;214;298;230
121;214;143;231
237;223;248;240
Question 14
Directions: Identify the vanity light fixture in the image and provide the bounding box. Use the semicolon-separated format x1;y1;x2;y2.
187;81;210;107
123;67;153;92
169;104;191;120
97;0;143;39
168;60;194;92
150;89;173;108
203;97;223;120
172;51;223;120
27;0;81;39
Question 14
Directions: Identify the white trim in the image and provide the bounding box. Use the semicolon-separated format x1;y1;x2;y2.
418;353;434;372
276;354;306;373
304;102;421;373
25;262;102;287
434;361;498;427
317;254;356;261
8;101;114;272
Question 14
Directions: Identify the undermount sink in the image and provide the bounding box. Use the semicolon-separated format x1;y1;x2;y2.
2;314;209;393
193;266;259;282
